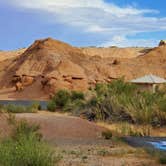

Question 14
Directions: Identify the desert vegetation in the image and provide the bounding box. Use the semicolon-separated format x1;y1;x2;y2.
47;90;85;112
0;114;60;166
146;148;166;165
48;79;166;128
0;102;41;113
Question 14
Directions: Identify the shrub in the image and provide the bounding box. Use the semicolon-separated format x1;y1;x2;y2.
117;123;151;137
102;130;112;139
5;104;27;113
89;97;98;106
95;83;108;97
0;116;60;166
0;104;4;111
11;120;42;141
0;135;60;166
107;79;137;95
4;103;39;113
71;91;85;101
158;98;166;112
86;80;166;126
53;90;71;107
159;154;166;164
47;80;166;127
47;101;56;112
29;102;41;111
48;90;85;112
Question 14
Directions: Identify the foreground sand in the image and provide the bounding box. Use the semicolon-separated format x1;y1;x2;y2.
0;112;162;165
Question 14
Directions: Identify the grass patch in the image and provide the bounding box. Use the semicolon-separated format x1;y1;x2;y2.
0;102;41;113
0;114;61;166
116;123;151;137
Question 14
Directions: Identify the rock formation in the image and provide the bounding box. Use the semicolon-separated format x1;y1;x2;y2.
0;37;166;99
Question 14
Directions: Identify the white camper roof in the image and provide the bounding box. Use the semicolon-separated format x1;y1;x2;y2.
131;74;166;84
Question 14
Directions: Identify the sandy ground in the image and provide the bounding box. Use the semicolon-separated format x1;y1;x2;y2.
0;112;162;166
0;112;105;143
0;87;49;100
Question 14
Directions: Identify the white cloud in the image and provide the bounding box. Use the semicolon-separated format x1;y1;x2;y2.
4;0;166;47
100;36;158;47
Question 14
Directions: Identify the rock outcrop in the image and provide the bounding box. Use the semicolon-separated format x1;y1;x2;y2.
0;37;166;99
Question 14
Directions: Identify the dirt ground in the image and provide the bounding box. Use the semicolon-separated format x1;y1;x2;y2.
0;112;162;166
0;87;49;101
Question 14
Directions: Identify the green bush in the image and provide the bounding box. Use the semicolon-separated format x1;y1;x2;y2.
63;99;85;113
84;80;166;126
47;101;56;112
53;90;71;107
29;102;41;111
159;154;166;164
71;91;85;101
5;104;27;113
11;120;42;141
48;90;85;112
0;117;60;166
0;135;60;166
158;98;166;112
102;130;112;139
4;103;39;113
89;97;98;106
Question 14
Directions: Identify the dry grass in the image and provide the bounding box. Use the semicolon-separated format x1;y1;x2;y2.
57;144;159;166
97;122;166;137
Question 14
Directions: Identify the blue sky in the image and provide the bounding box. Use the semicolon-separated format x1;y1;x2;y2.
0;0;166;50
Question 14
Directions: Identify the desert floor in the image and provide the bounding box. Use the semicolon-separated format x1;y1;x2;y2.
0;112;163;166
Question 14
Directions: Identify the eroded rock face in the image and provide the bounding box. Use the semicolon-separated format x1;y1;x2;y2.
15;82;23;91
1;37;166;99
12;75;35;91
41;75;88;94
10;38;91;94
21;76;35;86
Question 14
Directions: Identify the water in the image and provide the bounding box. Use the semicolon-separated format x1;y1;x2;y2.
149;141;166;151
0;100;48;110
124;137;166;152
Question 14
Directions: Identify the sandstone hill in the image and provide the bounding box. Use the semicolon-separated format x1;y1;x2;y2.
0;49;25;62
0;37;166;100
81;47;150;59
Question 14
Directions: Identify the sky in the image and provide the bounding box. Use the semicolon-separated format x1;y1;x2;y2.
0;0;166;50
